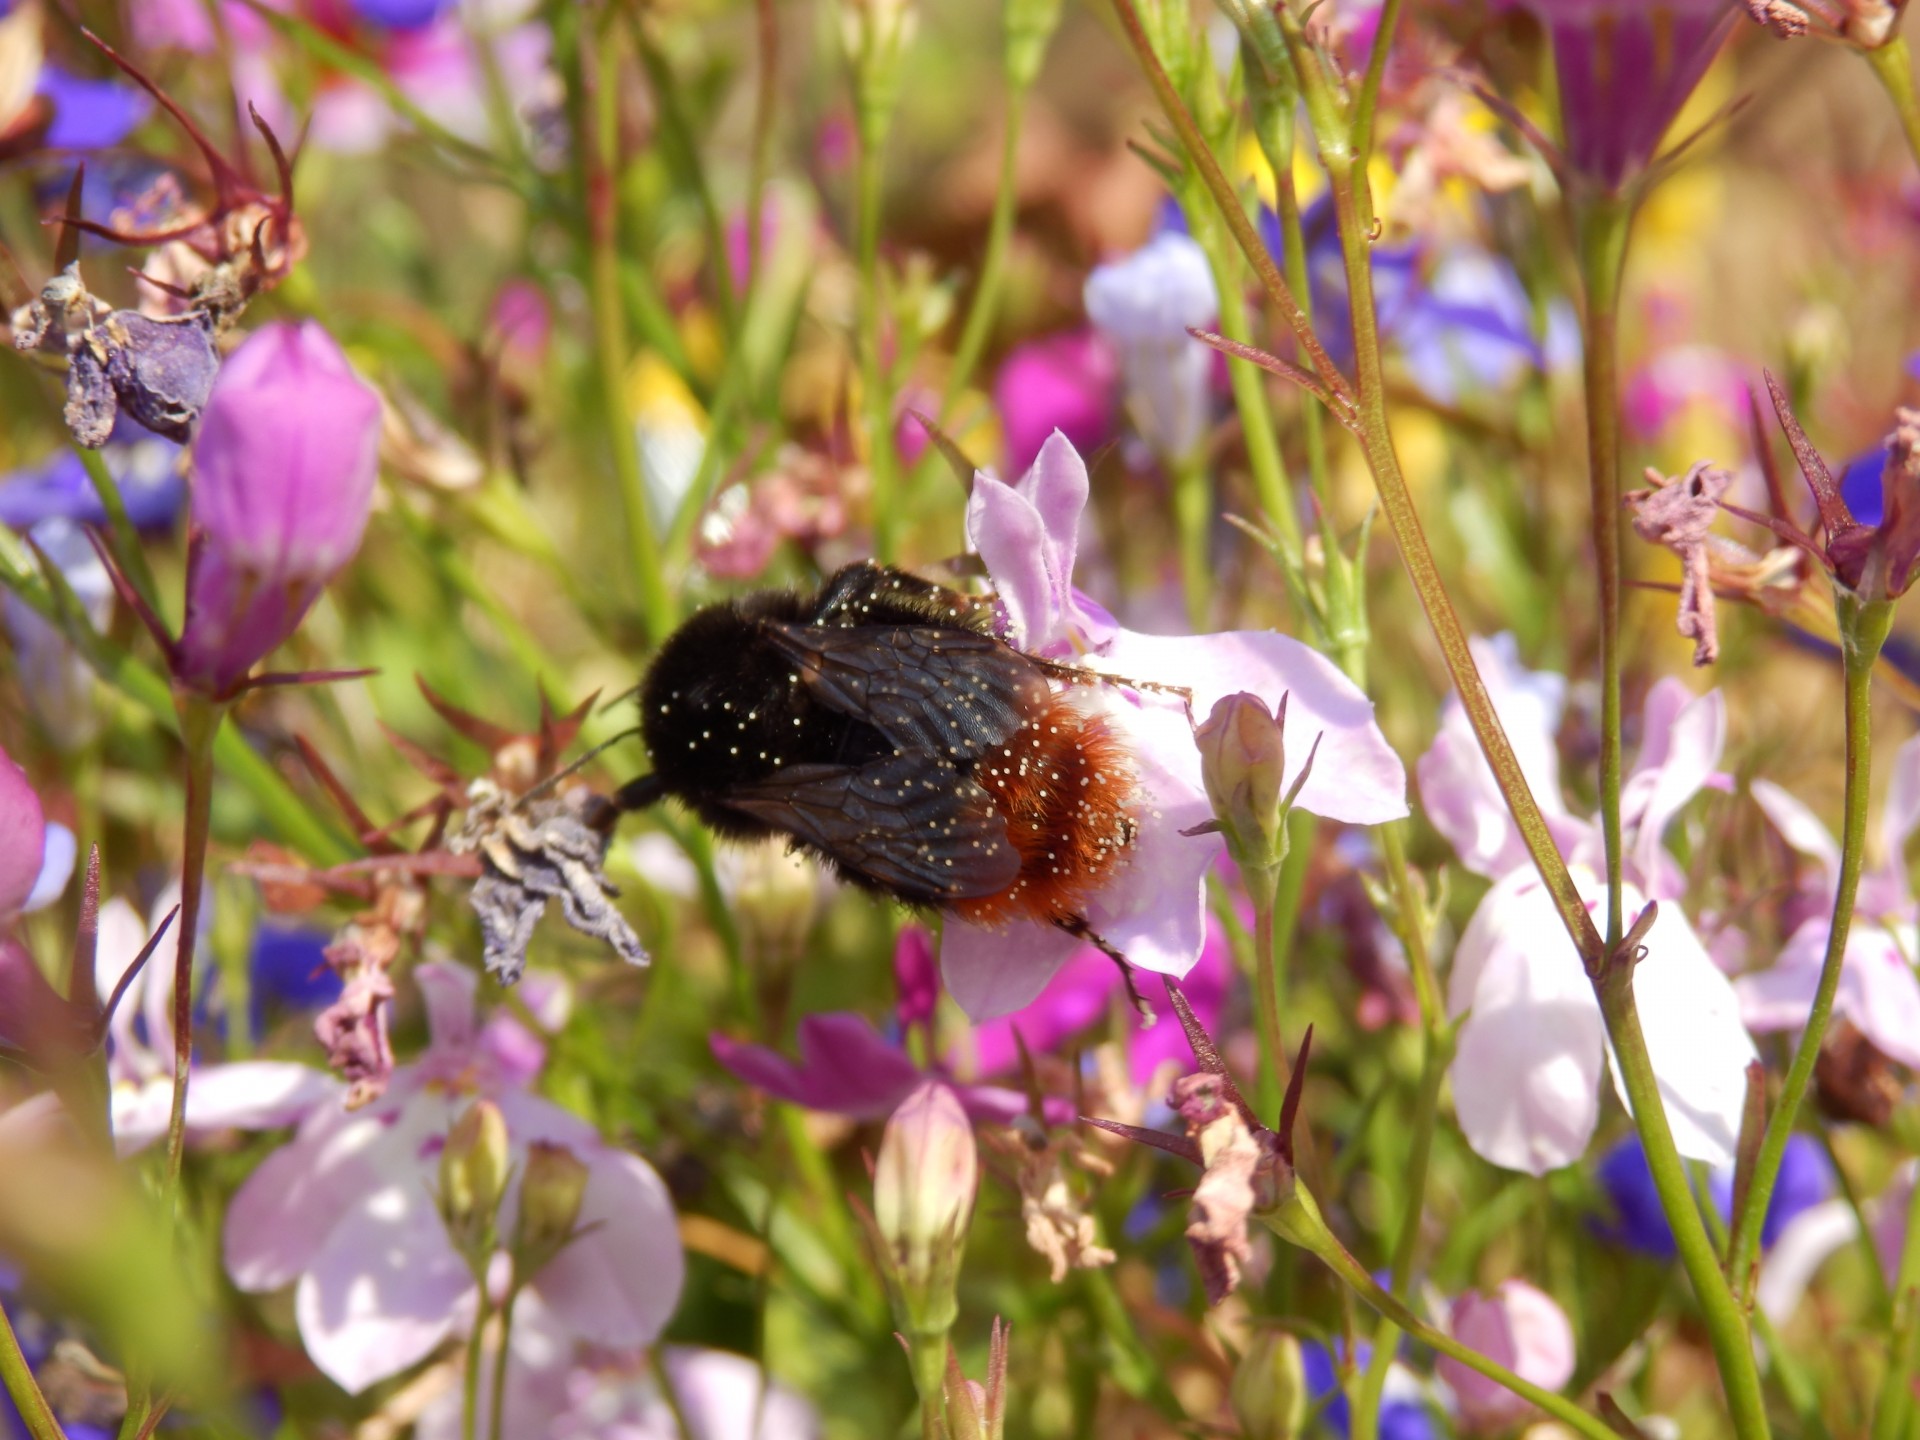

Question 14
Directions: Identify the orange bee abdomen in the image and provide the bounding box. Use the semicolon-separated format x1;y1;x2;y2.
952;688;1140;930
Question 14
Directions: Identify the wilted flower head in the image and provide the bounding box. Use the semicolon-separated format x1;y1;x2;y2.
174;320;381;695
1083;231;1217;461
1436;1280;1576;1432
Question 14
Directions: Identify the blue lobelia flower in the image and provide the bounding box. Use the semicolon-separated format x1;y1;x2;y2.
1594;1134;1832;1258
1301;1340;1438;1439
34;63;148;151
0;425;183;531
349;0;453;28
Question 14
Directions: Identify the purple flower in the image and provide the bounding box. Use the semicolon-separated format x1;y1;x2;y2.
993;329;1118;479
1511;0;1739;190
1596;1133;1831;1258
350;0;453;29
1437;1281;1576;1433
949;432;1406;1019
4;518;112;748
34;64;148;151
1421;639;1756;1173
174;320;381;696
1300;1341;1437;1440
1083;232;1217;461
0;429;183;532
224;962;684;1395
1737;731;1920;1068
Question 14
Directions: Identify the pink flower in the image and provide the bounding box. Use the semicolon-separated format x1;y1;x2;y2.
1420;638;1755;1173
97;892;340;1156
175;321;382;696
1736;733;1920;1069
947;432;1407;1019
993;329;1118;479
0;740;46;920
224;962;683;1394
1436;1280;1576;1432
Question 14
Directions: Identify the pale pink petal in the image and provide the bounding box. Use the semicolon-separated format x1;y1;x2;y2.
1016;431;1093;583
142;886;184;1073
294;1178;472;1394
417;960;480;1053
1623;683;1724;893
412;1292;575;1440
1734;939;1822;1037
1751;779;1841;885
1756;1199;1858;1324
710;1014;923;1119
941;919;1083;1023
111;1061;340;1155
967;948;1118;1076
1438;1280;1575;1432
1611;888;1755;1166
967;473;1061;654
22;824;74;914
1839;926;1920;1068
1447;871;1605;1174
1882;735;1920;864
662;1345;824;1440
95;898;155;1084
0;744;45;917
1097;629;1407;826
534;1149;685;1350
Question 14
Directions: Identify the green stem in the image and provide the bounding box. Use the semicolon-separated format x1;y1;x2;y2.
1575;192;1631;946
1598;967;1771;1439
856;112;897;562
1172;446;1211;629
907;1332;946;1440
1250;862;1286;1117
582;22;673;643
487;1282;519;1440
1266;1189;1620;1440
462;1285;491;1440
1349;0;1406;168
942;82;1030;407
1865;38;1920;176
1878;1172;1920;1440
0;1298;63;1440
160;696;223;1206
747;0;778;295
1727;597;1891;1295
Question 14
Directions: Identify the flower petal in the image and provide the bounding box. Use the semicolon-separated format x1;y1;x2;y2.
1447;870;1605;1175
710;1013;924;1119
111;1061;340;1155
967;473;1068;654
0;743;45;917
1098;628;1407;825
533;1148;684;1350
294;1177;471;1394
941;919;1083;1023
416;960;480;1054
1756;1199;1858;1325
1608;887;1755;1167
1751;779;1841;884
1623;683;1724;894
1880;734;1920;877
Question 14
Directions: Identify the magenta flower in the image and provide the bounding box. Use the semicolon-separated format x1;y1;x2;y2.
0;741;46;921
1437;1280;1577;1432
1514;0;1739;191
1736;732;1920;1068
711;1013;1059;1125
1420;638;1755;1173
224;962;683;1394
948;431;1406;1019
174;321;382;696
993;329;1118;479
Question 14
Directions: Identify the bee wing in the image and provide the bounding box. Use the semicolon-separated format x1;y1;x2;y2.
720;754;1020;903
762;621;1050;761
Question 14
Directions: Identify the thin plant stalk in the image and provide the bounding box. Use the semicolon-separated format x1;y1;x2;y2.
942;82;1030;408
1250;866;1287;1112
908;1334;945;1440
747;0;779;293
856;114;897;562
160;696;222;1202
1727;596;1893;1292
1268;1191;1620;1440
1576;192;1632;945
1873;1169;1920;1440
1173;447;1211;628
0;1299;63;1440
462;1288;492;1440
581;22;674;643
487;1281;521;1440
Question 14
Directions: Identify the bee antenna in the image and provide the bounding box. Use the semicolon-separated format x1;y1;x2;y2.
613;774;668;812
521;727;644;803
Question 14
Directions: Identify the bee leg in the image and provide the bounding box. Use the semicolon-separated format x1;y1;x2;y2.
1054;914;1156;1027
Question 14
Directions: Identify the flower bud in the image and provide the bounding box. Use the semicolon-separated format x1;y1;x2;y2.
1435;1280;1575;1433
1194;692;1290;874
514;1140;591;1272
174;321;381;696
438;1099;509;1266
0;740;47;920
874;1081;976;1338
1230;1330;1308;1440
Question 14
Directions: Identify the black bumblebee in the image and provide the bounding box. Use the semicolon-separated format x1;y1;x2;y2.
617;562;1142;954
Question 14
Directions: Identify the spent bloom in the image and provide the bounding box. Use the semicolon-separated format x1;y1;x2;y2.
1419;636;1756;1173
1083;232;1217;462
1437;1280;1577;1433
224;962;683;1394
947;431;1406;1019
1736;730;1920;1069
174;320;381;696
